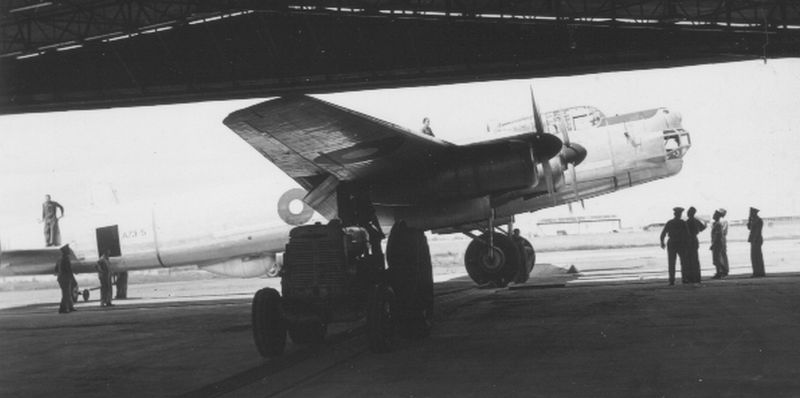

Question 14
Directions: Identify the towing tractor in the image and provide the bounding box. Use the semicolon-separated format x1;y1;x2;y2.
250;220;433;357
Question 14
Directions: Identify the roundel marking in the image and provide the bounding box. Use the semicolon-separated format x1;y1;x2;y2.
277;188;314;225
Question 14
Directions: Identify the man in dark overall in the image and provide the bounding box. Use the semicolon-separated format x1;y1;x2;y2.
96;251;113;307
55;245;76;313
685;206;706;283
660;207;690;285
748;207;765;277
710;208;729;279
41;194;64;247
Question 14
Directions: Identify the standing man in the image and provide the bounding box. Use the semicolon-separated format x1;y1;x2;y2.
660;207;689;285
55;245;76;313
96;251;114;307
685;207;706;283
41;194;64;247
710;209;729;279
421;117;434;137
748;207;765;277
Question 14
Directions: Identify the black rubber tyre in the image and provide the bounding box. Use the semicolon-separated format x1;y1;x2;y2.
82;289;90;302
288;320;327;345
518;237;536;283
251;288;287;357
71;286;80;303
386;222;434;340
464;233;522;286
367;283;396;353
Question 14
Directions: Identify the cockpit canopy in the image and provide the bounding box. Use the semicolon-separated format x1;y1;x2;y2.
487;106;606;136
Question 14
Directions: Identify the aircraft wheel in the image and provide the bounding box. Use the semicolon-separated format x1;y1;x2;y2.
82;289;91;302
71;286;80;303
387;222;434;340
288;320;326;345
251;287;286;357
367;283;396;353
464;233;521;286
515;237;536;284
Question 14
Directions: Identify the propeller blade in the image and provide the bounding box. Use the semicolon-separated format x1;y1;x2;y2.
529;86;546;134
541;160;556;204
570;164;580;202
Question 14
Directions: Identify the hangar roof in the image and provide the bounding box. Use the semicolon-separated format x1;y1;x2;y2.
1;1;799;114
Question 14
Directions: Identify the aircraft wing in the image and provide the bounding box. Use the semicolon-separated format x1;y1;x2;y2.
223;95;454;191
0;247;65;276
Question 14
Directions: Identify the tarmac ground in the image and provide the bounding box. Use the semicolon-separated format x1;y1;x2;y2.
1;239;799;397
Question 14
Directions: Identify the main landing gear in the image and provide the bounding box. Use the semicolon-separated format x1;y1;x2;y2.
463;227;536;287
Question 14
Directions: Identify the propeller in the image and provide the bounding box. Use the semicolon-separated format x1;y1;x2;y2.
529;86;588;209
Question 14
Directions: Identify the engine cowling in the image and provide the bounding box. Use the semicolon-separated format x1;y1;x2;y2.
370;141;538;205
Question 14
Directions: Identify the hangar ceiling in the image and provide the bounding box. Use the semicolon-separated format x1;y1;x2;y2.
1;0;798;114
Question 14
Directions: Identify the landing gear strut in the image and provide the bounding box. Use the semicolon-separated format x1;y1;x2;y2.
114;271;128;299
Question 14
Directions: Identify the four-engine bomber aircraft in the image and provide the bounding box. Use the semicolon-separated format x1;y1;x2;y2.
0;91;690;355
222;92;690;355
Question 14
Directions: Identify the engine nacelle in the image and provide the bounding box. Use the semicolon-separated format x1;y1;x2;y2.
381;196;493;231
200;254;276;278
370;141;537;205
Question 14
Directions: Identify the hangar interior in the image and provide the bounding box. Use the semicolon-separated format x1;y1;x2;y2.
1;0;799;114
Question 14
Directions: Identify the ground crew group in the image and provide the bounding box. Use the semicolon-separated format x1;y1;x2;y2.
660;206;765;285
47;195;116;313
54;246;115;314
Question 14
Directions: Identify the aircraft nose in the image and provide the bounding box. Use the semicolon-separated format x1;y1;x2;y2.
662;108;683;128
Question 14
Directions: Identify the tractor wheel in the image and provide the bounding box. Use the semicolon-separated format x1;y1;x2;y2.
251;288;287;357
366;283;396;353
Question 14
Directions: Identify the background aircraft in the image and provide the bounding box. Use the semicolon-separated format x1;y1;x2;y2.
0;181;323;298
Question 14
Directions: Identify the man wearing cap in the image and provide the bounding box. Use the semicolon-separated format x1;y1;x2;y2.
55;245;77;313
660;207;690;285
747;207;765;277
710;208;729;279
685;206;706;283
96;251;114;307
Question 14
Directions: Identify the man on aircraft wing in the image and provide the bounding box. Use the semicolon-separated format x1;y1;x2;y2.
41;194;64;247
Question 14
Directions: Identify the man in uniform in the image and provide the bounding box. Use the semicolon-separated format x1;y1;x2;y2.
710;208;729;279
747;207;765;277
41;194;65;246
660;207;689;285
685;207;706;283
96;251;113;307
55;245;76;313
421;117;434;137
